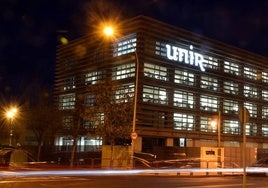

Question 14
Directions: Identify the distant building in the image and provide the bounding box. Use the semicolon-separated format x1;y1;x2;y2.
55;15;268;155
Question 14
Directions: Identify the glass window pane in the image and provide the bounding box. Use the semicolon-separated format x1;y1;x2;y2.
174;113;194;130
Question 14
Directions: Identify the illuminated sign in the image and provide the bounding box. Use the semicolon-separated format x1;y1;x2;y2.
166;44;206;71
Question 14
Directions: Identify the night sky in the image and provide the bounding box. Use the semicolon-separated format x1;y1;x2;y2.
1;0;268;98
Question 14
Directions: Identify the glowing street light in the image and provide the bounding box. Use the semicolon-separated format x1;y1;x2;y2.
6;108;17;119
5;107;18;146
103;26;114;37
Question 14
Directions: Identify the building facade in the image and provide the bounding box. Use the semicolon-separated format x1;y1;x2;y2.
55;15;268;155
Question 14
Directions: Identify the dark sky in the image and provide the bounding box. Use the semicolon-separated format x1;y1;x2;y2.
1;0;268;97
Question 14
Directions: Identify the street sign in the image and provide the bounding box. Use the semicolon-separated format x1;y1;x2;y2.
238;107;250;123
131;132;138;140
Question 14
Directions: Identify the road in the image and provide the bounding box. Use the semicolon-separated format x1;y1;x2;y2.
1;174;268;188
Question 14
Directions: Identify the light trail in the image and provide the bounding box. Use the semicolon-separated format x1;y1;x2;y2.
0;167;267;177
0;168;240;177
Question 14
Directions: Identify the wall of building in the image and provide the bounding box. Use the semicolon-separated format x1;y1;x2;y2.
54;16;268;165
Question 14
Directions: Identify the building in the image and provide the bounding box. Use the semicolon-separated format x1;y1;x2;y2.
55;15;268;161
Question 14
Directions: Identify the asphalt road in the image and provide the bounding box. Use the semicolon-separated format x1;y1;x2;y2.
1;175;268;188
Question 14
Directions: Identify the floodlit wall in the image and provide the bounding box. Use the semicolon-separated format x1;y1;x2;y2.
101;145;132;169
224;147;256;167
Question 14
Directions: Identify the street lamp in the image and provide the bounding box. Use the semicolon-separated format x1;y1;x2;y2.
210;111;221;147
210;111;222;170
103;25;139;151
103;26;114;37
5;107;18;146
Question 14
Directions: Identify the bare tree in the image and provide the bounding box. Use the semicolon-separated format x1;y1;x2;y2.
58;79;133;168
85;80;133;167
25;90;62;161
59;93;89;168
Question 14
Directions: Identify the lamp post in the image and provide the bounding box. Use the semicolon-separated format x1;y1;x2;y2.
216;111;222;170
210;110;222;170
103;25;139;139
6;107;17;146
131;43;139;153
210;111;221;147
103;25;139;167
239;107;249;188
217;111;221;148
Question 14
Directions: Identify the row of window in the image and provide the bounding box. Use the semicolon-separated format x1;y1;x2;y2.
56;136;102;150
84;63;267;85
59;86;268;119
61;112;268;137
175;113;268;136
63;65;268;103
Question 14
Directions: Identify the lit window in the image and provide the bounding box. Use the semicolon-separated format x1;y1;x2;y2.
155;41;167;57
244;66;257;80
55;136;102;150
83;137;102;148
144;63;168;81
223;120;239;134
223;99;238;114
262;106;268;119
262;71;268;83
200;75;218;91
200;95;218;112
143;85;167;104
113;34;136;57
224;61;239;76
223;81;238;95
262;90;268;101
59;93;75;110
63;76;76;91
174;113;194;130
174;90;194;108
174;69;195;86
115;84;134;103
246;122;257;136
85;71;103;85
200;116;213;132
112;63;135;80
94;112;104;126
83;112;104;129
203;56;219;70
244;102;257;118
262;124;268;137
244;84;258;98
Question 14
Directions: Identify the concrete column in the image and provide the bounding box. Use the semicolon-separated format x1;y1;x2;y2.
134;137;142;152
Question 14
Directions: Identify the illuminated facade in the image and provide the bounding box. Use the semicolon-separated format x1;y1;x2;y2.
55;15;268;154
